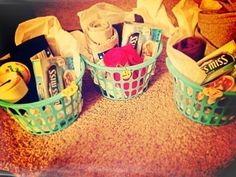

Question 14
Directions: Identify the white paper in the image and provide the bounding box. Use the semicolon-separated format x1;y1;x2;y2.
77;2;128;32
166;0;207;84
15;16;78;58
136;0;177;37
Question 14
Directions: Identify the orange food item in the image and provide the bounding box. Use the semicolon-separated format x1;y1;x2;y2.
207;75;235;91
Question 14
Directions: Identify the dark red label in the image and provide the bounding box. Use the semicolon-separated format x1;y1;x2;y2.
127;32;140;49
47;65;59;97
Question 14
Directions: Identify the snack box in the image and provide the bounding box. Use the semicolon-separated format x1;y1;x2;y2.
31;56;77;101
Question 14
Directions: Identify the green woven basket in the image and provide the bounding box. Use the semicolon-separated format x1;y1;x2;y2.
0;59;85;135
82;43;163;100
166;58;236;125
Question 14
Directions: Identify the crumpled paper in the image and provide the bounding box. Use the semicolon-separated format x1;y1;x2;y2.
166;0;207;84
70;30;94;62
14;15;81;75
136;0;177;37
77;2;131;32
75;1;177;60
15;16;78;58
77;1;176;38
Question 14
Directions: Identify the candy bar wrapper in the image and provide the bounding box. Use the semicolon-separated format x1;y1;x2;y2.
197;40;236;66
141;28;162;60
121;21;162;57
142;40;159;61
63;56;78;87
121;21;150;55
30;47;54;61
31;57;64;100
31;56;77;101
200;53;236;84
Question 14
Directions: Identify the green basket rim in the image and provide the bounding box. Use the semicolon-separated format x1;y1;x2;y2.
0;57;85;108
82;42;163;71
166;57;236;96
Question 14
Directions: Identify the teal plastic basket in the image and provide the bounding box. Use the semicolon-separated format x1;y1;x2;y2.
82;43;163;100
166;58;236;125
0;59;85;135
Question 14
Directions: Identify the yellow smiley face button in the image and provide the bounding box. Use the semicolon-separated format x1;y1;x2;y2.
121;69;132;80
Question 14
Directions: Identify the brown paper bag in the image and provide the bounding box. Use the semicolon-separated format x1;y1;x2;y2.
198;11;236;54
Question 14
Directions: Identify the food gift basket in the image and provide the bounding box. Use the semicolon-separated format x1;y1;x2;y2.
0;16;85;135
0;64;85;135
166;0;236;125
166;58;236;125
77;3;163;100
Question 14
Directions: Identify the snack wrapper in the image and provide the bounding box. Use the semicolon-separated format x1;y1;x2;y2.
31;56;77;100
121;21;152;55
